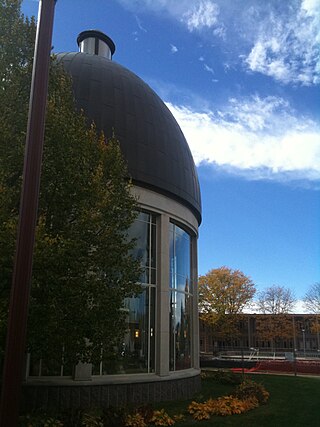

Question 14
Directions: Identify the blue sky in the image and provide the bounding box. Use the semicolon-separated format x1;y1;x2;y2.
22;0;320;310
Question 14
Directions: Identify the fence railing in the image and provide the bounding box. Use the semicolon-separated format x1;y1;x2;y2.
201;349;320;361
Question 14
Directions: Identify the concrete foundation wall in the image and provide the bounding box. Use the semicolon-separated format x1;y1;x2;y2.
22;373;201;411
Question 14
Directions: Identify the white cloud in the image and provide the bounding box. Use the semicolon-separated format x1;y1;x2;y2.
245;2;320;85
302;0;320;21
117;0;320;86
166;96;320;183
182;0;219;32
294;299;310;314
170;44;178;54
204;63;214;74
212;24;225;40
118;0;222;33
244;299;310;314
135;15;147;32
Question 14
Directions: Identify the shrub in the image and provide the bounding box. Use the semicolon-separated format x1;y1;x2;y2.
103;406;128;427
235;379;270;405
19;414;64;427
81;410;104;427
188;395;255;419
201;369;242;385
172;414;185;423
134;405;154;425
125;413;147;427
241;396;259;411
150;409;175;426
211;396;246;416
188;378;269;421
188;401;212;420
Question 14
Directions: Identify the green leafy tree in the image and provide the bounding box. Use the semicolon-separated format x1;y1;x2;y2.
199;267;256;346
0;1;141;368
0;0;35;85
0;0;37;360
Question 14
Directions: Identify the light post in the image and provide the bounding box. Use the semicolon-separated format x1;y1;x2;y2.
317;315;320;352
291;315;297;376
302;328;306;357
292;315;297;352
0;1;56;425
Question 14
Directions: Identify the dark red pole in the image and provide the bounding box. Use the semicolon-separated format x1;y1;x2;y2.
0;1;56;425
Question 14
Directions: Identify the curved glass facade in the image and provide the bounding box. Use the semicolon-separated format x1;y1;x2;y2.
27;207;198;379
169;223;193;371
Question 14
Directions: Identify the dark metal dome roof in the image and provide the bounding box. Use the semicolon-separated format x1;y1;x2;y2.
56;51;201;223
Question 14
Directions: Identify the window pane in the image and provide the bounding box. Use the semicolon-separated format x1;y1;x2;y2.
176;274;190;294
128;217;150;269
169;223;191;292
128;212;157;285
124;292;149;373
170;291;192;370
169;222;193;371
118;287;155;374
175;232;190;280
99;211;157;374
169;291;176;371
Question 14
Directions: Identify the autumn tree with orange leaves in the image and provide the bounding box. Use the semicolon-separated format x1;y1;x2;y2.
199;267;256;346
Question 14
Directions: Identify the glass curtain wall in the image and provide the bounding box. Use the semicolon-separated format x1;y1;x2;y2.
29;211;157;377
98;211;157;374
121;211;156;373
169;222;193;371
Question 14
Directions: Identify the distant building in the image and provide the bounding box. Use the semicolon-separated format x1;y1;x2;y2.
200;314;320;354
23;30;202;409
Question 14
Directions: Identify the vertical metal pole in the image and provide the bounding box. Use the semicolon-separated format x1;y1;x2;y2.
0;1;56;425
241;348;244;379
292;315;297;376
317;315;320;351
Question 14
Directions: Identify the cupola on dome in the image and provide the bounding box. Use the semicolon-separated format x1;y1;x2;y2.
56;30;201;223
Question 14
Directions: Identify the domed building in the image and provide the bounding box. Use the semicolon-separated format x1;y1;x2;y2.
24;30;202;409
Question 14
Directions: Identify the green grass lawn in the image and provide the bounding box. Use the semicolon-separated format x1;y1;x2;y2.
158;373;320;427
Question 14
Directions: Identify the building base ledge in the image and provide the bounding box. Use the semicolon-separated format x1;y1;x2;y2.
25;368;200;387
